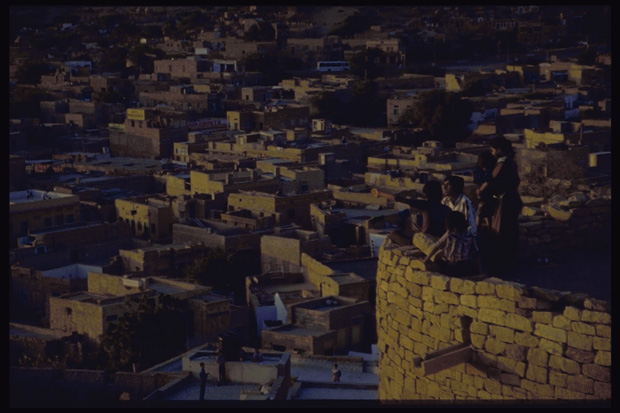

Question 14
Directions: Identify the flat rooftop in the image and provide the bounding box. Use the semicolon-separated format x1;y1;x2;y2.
10;189;75;204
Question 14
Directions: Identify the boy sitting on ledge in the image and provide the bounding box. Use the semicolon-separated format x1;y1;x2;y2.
422;211;478;278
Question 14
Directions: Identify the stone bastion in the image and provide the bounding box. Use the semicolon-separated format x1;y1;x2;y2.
375;243;611;401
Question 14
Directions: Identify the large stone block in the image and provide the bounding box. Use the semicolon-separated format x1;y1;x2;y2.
565;346;595;364
471;333;486;349
517;296;537;309
567;331;593;351
470;321;488;335
393;309;411;327
484;377;503;395
495;282;526;301
475;279;496;295
555;387;587;400
484;337;506;355
593;382;612;399
594;350;611;367
478;308;506;326
549;355;580;374
566;375;594;395
437;291;459;305
534;323;567;343
460;294;477;308
581;310;611;324
582;363;611;382
571;321;596;335
562;306;582;321
505;313;533;332
538;338;563;356
525;364;548;383
461;280;477;295
400;335;414;352
409;270;431;286
500;373;521;386
526;347;548;367
421;286;436;302
552;314;572;330
532;311;553;324
477;295;501;309
448;277;465;294
429;274;449;291
549;370;567;387
521;379;553;398
592;336;611;351
504;344;527;362
489;325;515;343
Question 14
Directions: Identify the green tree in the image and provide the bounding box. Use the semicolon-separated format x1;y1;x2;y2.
10;86;53;118
406;90;473;144
14;60;54;85
243;52;284;85
350;79;385;127
100;46;129;73
577;49;597;66
243;21;276;41
349;48;386;80
328;13;370;38
99;294;189;372
183;248;258;302
310;90;352;124
177;10;211;34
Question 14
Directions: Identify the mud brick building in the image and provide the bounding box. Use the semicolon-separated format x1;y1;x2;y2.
260;229;332;274
226;104;310;132
115;196;177;243
10;190;80;249
108;108;188;159
227;190;332;229
261;295;373;356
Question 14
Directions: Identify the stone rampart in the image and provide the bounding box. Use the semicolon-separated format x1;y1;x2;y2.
375;246;611;401
518;192;611;261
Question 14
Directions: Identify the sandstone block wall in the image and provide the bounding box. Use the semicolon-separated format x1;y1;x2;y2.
375;247;611;401
518;194;611;260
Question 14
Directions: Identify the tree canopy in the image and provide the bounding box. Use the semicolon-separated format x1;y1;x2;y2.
400;90;473;144
182;248;258;302
99;294;189;373
14;60;55;85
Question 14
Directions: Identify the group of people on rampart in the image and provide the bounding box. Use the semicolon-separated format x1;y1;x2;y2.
372;136;523;277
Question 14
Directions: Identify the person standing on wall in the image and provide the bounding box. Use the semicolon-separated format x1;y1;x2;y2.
479;136;523;275
474;150;498;275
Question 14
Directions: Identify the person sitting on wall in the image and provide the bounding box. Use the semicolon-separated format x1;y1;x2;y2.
371;180;451;246
422;211;478;278
441;175;477;237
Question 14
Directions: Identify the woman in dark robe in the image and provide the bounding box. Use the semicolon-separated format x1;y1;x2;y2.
479;136;523;275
